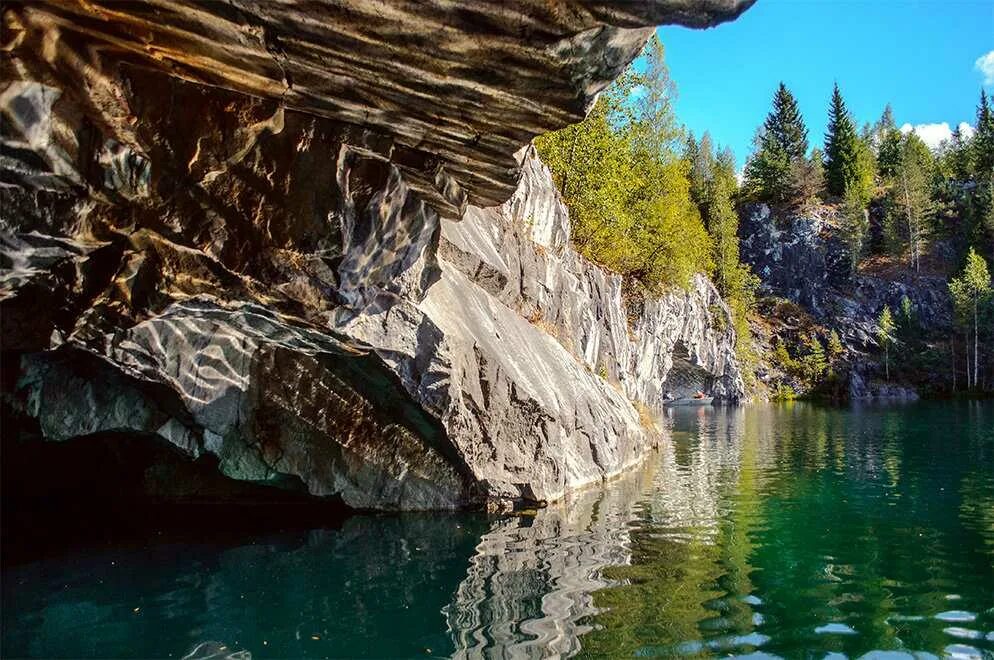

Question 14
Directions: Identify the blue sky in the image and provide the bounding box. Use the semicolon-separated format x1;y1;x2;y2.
657;0;994;168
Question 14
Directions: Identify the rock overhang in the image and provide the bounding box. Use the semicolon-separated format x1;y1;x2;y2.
1;0;753;511
2;0;754;219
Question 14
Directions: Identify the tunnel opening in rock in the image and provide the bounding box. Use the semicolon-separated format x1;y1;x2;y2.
662;340;715;400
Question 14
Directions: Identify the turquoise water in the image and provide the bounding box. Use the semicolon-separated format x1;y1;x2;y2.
3;401;993;658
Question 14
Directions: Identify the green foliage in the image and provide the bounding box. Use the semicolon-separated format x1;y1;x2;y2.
974;90;994;174
744;83;811;204
534;35;713;291
773;340;799;372
877;305;896;380
824;84;875;203
840;182;870;274
884;132;935;270
800;333;828;382
684;132;759;388
873;105;903;178
767;82;809;160
949;248;993;389
729;266;761;389
933;91;994;255
771;383;797;401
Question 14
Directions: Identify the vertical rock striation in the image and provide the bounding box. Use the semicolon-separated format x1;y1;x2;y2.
2;1;750;510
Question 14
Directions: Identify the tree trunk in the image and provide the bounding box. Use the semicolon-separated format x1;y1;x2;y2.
902;176;917;272
973;296;980;387
966;329;972;390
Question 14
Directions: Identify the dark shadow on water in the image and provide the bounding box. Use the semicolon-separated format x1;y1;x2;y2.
1;429;351;567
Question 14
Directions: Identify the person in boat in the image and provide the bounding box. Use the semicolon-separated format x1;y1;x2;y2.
693;390;706;399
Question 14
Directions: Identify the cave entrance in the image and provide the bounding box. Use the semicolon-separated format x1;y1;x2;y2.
661;340;715;400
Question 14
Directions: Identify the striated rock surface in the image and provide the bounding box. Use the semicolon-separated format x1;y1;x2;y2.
740;203;954;349
739;203;954;398
443;150;745;406
3;0;752;218
2;1;749;510
334;150;744;504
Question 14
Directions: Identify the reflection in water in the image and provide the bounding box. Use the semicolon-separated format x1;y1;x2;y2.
580;402;994;658
2;402;993;659
445;459;653;658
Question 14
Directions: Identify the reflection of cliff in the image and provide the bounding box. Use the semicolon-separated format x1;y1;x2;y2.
1;515;488;658
580;405;773;656
646;406;754;542
444;460;655;658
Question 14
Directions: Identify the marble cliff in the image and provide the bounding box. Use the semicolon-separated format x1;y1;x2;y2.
0;1;750;511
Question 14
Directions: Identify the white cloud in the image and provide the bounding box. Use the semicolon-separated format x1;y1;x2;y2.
957;122;976;140
975;50;994;86
899;122;974;150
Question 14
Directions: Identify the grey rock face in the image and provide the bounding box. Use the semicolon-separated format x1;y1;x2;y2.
2;3;748;510
331;150;743;506
443;150;745;406
740;203;954;352
847;368;920;401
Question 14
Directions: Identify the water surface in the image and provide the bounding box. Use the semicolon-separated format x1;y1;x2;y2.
3;401;993;658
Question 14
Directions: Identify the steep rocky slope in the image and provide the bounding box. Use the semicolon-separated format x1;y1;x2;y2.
739;203;954;399
1;0;749;511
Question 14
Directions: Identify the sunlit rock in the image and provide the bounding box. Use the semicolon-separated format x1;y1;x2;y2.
2;0;752;510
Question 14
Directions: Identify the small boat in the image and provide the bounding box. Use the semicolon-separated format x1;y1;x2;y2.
664;394;714;406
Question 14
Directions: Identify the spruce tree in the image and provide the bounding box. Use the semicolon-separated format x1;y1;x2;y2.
974;90;994;174
825;84;874;201
744;82;809;202
766;82;809;160
874;105;903;178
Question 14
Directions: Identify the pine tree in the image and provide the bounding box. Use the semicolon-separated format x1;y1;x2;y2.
825;84;874;202
970;91;994;247
801;333;828;382
877;305;896;381
767;82;809;160
744;82;809;203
